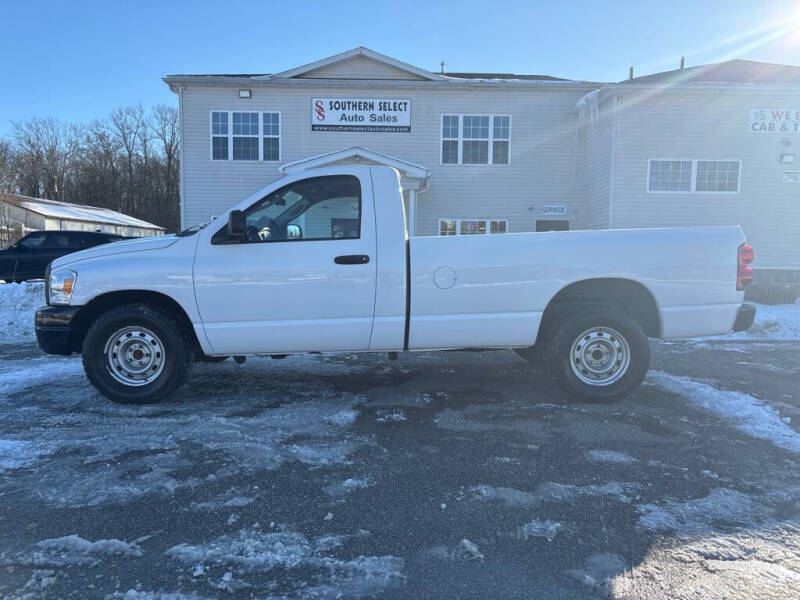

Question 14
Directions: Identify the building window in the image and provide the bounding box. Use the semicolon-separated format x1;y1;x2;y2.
232;112;259;160
648;159;740;193
441;116;459;164
210;111;281;161
439;219;508;235
211;112;228;160
493;116;510;165
648;160;692;192
462;116;489;164
263;112;280;161
696;160;740;192
441;115;511;165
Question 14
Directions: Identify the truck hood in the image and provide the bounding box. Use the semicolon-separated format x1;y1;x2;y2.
50;235;181;269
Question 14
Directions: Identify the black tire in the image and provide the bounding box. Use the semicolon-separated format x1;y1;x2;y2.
544;307;649;403
82;303;193;404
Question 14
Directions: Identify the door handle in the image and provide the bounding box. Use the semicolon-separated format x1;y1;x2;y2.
334;254;370;265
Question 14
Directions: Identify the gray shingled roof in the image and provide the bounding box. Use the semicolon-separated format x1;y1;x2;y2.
624;59;800;84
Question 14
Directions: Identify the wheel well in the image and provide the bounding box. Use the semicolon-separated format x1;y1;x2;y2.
538;278;661;342
69;290;200;354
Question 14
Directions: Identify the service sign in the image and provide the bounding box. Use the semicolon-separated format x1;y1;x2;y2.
749;109;800;133
312;98;411;133
538;204;568;217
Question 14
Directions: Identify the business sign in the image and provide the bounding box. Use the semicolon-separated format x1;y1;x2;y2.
538;204;568;217
312;98;411;132
783;171;800;183
749;109;800;133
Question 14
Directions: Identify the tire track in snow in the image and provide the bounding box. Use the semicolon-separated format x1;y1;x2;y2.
648;370;800;454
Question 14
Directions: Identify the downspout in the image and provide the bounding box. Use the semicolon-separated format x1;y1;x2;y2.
177;85;187;229
412;175;430;237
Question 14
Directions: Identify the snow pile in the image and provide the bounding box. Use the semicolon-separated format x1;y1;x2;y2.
567;553;626;592
0;281;44;343
737;301;800;339
649;371;800;454
637;488;767;534
107;592;211;600
471;481;635;507
516;519;562;542
167;528;404;596
324;477;374;498
0;535;142;568
702;300;800;341
190;489;255;511
586;450;637;464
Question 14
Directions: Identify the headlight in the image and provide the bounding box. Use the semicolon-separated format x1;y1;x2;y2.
49;270;77;305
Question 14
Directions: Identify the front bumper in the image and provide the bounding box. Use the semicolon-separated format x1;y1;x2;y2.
35;305;80;355
732;302;756;332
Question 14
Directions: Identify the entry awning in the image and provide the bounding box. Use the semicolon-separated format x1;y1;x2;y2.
279;147;429;181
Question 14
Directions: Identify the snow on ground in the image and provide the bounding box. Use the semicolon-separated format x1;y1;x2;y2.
515;519;562;542
0;534;142;568
0;354;370;507
637;488;769;535
586;450;637;464
0;282;44;343
702;299;800;341
471;481;635;507
167;526;404;596
648;371;800;454
611;524;800;599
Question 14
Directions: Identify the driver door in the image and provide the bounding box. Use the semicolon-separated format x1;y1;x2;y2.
193;172;377;355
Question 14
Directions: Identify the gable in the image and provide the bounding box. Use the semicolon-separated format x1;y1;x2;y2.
296;55;429;80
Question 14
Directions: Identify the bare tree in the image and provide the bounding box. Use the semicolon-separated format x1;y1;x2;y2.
11;117;81;201
1;104;181;233
110;105;145;215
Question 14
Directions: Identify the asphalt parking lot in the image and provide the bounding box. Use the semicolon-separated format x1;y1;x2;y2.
1;336;800;599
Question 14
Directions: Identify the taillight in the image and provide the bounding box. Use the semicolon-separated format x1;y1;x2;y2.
737;243;754;290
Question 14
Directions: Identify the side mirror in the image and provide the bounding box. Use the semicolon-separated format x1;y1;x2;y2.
227;210;245;239
286;224;302;239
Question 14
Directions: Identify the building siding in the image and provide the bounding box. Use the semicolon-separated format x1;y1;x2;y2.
180;84;591;235
609;87;800;269
578;99;614;229
297;56;428;80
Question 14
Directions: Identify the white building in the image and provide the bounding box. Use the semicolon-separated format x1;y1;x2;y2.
164;47;800;284
1;194;165;240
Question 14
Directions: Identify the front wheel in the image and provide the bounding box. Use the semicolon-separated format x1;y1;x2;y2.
82;303;193;404
544;307;649;402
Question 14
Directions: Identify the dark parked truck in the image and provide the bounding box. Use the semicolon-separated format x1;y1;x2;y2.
34;166;756;404
1;230;124;282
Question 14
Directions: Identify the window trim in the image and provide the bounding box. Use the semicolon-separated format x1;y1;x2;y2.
440;114;512;166
209;110;282;162
646;159;742;194
438;218;509;235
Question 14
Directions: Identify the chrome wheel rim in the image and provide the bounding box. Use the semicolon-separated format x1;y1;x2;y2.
105;326;165;386
569;326;630;386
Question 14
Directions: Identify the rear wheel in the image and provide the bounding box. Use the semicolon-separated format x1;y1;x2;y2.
544;307;649;402
82;303;192;404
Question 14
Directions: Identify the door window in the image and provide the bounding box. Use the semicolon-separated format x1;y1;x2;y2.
43;232;79;249
230;175;361;243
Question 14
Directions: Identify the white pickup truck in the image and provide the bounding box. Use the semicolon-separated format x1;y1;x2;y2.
35;166;756;404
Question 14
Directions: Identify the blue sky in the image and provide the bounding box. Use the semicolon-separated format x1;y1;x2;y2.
2;0;800;136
